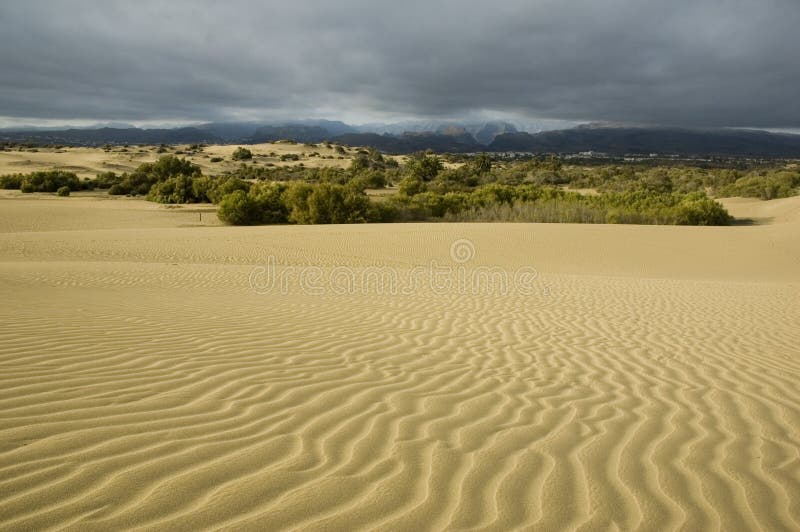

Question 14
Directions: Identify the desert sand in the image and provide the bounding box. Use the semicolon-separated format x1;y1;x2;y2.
0;142;359;180
1;192;799;530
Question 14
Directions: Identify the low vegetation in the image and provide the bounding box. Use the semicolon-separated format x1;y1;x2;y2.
3;150;798;225
717;171;800;200
231;147;253;161
1;170;83;193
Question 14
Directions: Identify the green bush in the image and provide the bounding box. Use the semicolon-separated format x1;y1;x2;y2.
94;171;122;189
146;175;197;204
18;170;81;193
204;176;250;204
673;195;733;225
366;200;400;223
289;183;371;224
280;182;313;223
110;155;201;196
217;183;290;225
217;190;261;225
469;184;517;207
56;186;70;197
357;170;388;188
0;174;23;189
249;182;290;224
231;147;253;161
398;176;426;196
719;171;800;200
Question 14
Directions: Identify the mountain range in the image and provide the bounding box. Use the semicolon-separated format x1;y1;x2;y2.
3;120;800;158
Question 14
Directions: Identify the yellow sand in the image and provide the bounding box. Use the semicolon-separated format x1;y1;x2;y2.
0;142;360;179
1;194;799;531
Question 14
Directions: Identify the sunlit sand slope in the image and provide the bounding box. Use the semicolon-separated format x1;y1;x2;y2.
1;195;799;530
0;142;362;179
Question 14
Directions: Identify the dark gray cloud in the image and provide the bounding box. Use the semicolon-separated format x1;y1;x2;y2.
1;0;799;127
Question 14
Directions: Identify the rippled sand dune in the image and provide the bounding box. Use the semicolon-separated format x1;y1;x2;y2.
1;194;799;531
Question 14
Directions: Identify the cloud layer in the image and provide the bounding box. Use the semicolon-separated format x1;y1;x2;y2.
2;0;799;127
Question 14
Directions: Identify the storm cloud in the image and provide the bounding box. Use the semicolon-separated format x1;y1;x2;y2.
1;0;799;127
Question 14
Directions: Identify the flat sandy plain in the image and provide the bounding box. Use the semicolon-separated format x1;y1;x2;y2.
1;190;799;531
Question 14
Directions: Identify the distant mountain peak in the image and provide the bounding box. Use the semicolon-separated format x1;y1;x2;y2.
474;121;518;145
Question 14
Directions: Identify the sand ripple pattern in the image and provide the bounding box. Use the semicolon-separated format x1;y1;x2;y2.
1;259;799;531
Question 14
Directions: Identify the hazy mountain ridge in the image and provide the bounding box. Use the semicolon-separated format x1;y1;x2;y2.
332;130;482;153
0;119;522;145
489;126;800;157
3;121;800;158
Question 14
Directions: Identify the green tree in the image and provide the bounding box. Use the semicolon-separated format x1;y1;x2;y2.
283;182;315;224
249;182;289;224
406;153;443;181
307;184;368;223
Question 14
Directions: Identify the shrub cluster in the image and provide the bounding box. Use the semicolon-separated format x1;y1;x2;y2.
495;160;800;200
0;174;23;189
217;182;375;225
387;184;731;226
107;156;201;196
6;151;776;226
717;171;800;200
211;178;731;226
0;170;83;193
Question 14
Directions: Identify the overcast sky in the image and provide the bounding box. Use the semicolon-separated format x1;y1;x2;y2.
1;0;799;128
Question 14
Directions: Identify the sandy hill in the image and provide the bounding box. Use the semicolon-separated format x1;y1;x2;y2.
0;142;361;180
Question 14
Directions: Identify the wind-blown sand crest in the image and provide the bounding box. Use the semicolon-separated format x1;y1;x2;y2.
1;194;799;530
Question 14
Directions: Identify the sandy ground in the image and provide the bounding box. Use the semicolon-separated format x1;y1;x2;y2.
0;194;799;530
0;142;360;179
